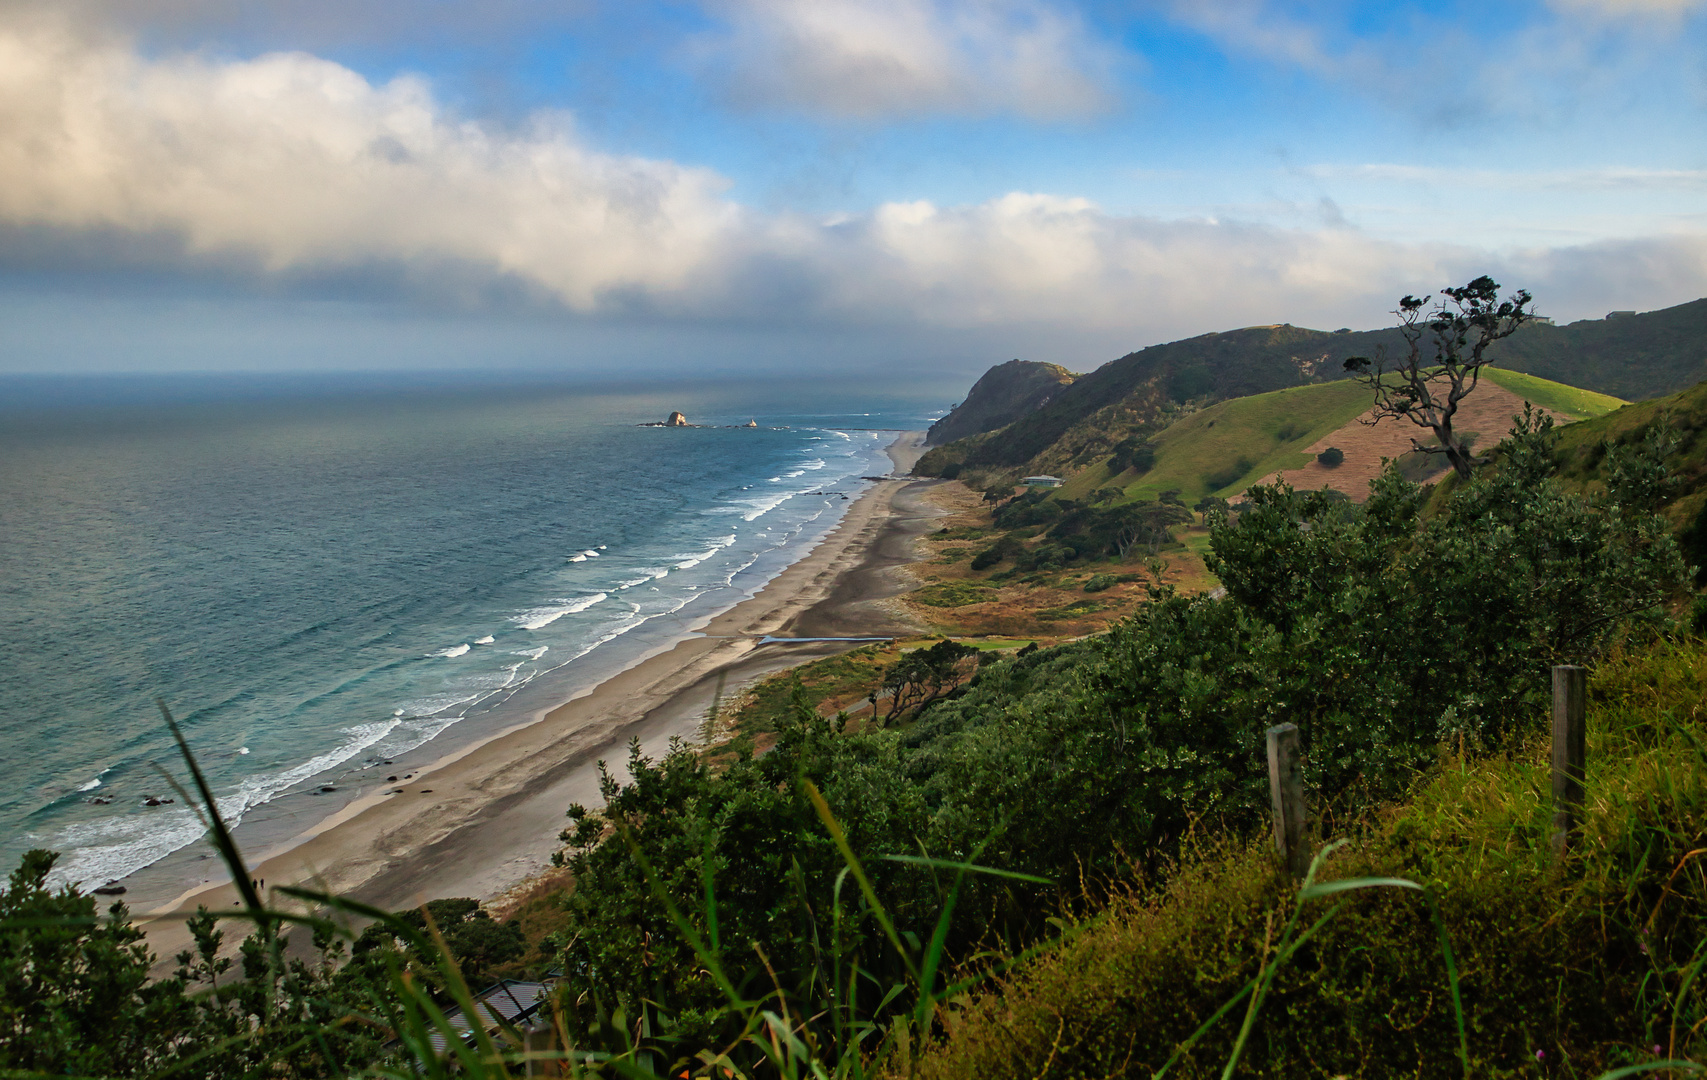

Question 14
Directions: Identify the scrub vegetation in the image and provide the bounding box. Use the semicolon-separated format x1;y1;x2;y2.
9;365;1707;1077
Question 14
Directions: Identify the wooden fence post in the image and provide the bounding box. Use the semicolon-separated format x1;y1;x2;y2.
1267;723;1309;879
1551;665;1587;856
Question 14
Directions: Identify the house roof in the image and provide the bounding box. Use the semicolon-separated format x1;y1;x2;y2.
422;979;554;1054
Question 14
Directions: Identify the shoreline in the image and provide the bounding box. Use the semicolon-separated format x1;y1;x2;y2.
137;431;940;962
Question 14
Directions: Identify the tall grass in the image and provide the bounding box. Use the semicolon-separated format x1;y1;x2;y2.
911;638;1707;1079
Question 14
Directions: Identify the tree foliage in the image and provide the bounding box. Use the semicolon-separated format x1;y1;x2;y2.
1345;276;1535;479
876;639;976;723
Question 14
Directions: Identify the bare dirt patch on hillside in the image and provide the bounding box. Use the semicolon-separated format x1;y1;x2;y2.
1257;383;1568;501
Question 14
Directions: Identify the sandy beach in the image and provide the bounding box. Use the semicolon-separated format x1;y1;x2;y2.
138;431;940;963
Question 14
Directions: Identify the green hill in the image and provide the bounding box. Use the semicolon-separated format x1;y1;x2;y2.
1045;370;1623;508
1053;380;1373;504
915;323;1406;478
1488;298;1707;402
925;359;1077;446
916;297;1704;484
1543;379;1707;555
1479;367;1627;417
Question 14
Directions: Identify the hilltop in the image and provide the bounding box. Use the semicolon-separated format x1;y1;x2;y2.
1492;298;1707;402
917;297;1706;485
926;359;1077;445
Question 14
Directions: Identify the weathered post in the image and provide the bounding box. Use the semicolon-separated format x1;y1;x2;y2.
1267;723;1309;879
1551;665;1587;856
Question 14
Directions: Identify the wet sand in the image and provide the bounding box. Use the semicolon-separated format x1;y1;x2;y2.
138;432;943;961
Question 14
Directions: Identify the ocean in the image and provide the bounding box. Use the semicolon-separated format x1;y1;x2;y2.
0;374;946;893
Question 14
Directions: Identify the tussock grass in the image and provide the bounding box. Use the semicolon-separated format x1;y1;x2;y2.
915;637;1707;1079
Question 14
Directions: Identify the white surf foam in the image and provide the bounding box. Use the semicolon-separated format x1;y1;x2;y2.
740;494;793;522
473;635;495;645
515;593;608;630
45;719;403;891
433;643;471;658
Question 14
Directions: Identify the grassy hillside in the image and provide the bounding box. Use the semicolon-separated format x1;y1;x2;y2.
1054;380;1374;504
1482;366;1627;419
1050;370;1622;508
917;297;1702;483
919;637;1707;1078
916;324;1404;478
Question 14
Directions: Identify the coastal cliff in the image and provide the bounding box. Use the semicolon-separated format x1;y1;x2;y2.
925;359;1077;446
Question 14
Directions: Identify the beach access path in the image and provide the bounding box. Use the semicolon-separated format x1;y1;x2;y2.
139;432;941;964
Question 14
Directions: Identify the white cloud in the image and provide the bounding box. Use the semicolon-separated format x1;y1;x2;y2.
697;0;1118;118
0;12;1702;362
0;15;741;309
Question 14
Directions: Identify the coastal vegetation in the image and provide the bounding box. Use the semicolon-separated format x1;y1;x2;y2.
913;295;1694;490
10;329;1707;1076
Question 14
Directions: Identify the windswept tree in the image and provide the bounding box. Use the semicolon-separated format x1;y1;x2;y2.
1344;276;1535;480
875;639;976;724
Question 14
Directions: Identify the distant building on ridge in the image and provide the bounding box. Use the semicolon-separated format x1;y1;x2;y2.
1021;475;1062;488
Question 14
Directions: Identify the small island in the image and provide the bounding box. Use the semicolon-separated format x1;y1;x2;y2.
638;413;771;429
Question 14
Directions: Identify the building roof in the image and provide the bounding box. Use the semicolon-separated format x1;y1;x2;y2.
422;979;554;1054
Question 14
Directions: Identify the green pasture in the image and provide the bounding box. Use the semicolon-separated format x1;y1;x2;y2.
1482;366;1626;419
1056;380;1372;504
1055;370;1628;507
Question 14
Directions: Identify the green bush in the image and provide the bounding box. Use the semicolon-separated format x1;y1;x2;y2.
921;638;1707;1078
1317;445;1345;466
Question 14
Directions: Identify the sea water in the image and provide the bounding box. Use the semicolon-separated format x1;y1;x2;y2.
0;375;946;891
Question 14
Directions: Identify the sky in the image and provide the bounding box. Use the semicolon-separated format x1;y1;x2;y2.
0;0;1702;381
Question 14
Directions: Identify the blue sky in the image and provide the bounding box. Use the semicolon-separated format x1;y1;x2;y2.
0;0;1702;379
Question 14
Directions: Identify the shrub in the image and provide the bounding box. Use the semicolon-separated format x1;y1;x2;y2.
1317;446;1345;467
1110;438;1156;475
970;536;1024;570
920;638;1707;1078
